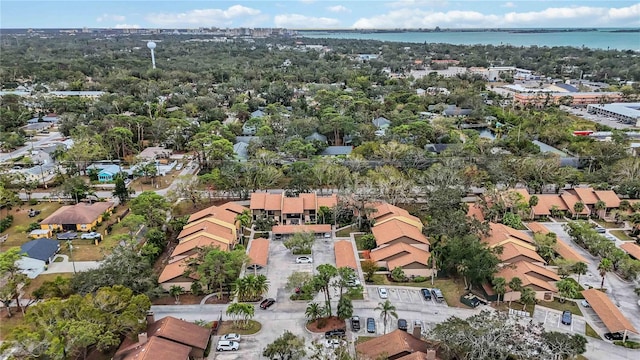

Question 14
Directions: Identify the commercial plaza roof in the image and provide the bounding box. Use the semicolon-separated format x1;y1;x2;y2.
582;289;638;335
588;103;640;119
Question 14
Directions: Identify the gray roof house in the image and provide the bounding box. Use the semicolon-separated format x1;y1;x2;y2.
233;142;249;161
305;132;328;143
242;122;258;136
18;239;60;278
443;105;473;117
321;146;353;156
250;110;265;118
372;117;391;128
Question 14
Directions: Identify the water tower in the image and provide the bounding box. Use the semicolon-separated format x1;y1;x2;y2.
147;41;157;69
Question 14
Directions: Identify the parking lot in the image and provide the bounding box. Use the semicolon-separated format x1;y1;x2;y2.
532;306;586;335
366;286;449;308
560;105;633;129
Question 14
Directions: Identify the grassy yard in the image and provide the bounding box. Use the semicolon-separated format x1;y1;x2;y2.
0;202;64;251
367;275;467;308
585;323;601;339
355;336;376;345
129;174;173;192
217;320;261;335
492;302;534;314
537;299;583;316
21;273;73;297
335;225;355;238
354;234;372;251
0;311;24;340
610;230;634;241
593;219;622;229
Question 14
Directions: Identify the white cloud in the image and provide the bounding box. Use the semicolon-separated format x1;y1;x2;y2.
274;14;340;28
146;5;261;27
114;24;140;29
327;5;351;13
352;4;640;28
387;0;448;8
96;13;126;23
502;2;516;8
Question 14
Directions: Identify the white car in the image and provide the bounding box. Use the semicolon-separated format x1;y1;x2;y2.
378;287;389;299
216;340;239;351
325;338;344;349
324;232;331;238
296;256;313;264
80;232;101;240
581;300;590;308
221;333;241;341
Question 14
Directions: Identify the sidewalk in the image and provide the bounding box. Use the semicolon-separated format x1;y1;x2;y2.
43;254;101;274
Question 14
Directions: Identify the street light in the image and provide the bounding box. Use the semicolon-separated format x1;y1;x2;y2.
67;240;77;274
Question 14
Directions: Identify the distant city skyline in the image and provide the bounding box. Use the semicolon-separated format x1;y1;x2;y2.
1;1;639;29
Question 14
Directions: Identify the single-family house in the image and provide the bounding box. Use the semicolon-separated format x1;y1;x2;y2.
138;146;173;161
442;105;472;117
97;164;122;182
372;116;391;129
356;329;440;360
233;142;249;161
250;109;265;118
18;239;60;278
40;202;114;232
320;146;352;156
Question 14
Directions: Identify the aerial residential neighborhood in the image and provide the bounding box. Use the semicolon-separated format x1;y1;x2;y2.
1;3;640;359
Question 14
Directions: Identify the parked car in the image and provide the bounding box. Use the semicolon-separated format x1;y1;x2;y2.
216;340;239;351
366;317;376;333
324;232;331;238
324;328;346;339
431;288;445;303
81;232;101;240
397;319;408;331
605;234;617;241
351;316;361;331
325;338;344;349
260;298;276;309
604;332;624;341
221;333;241;342
580;300;590;307
595;226;606;233
28;209;41;217
561;310;572;325
346;276;361;287
295;256;313;264
378;287;389;299
420;288;432;301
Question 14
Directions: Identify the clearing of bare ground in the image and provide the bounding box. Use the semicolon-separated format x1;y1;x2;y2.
306;316;346;333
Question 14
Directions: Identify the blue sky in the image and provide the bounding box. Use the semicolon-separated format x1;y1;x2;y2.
1;1;639;29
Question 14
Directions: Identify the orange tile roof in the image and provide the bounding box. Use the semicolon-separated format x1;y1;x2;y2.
512;188;531;202
265;193;283;210
483;223;534;248
526;222;549;234
171;236;225;258
40;202;114;225
158;256;196;283
317;194;338;208
272;224;331;234
282;197;304;214
187;206;237;225
387;248;431;269
248;238;269;266
250;192;267;210
500;242;545;264
148;316;212;350
466;203;485;222
217;201;247;215
594;190;621;208
582;289;638;334
496;263;557;292
571;187;599;205
620;242;640;260
179;220;235;241
533;194;569;216
334;240;358;269
300;193;317;210
356;330;432;360
560;192;590;215
117;336;191;360
554;239;588;263
372;219;429;246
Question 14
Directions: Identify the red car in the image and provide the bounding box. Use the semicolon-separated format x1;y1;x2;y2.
260;298;275;309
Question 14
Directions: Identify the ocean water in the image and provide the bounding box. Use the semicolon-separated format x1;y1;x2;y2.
299;30;640;51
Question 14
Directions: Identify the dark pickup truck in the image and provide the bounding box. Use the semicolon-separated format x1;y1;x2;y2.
351;316;361;331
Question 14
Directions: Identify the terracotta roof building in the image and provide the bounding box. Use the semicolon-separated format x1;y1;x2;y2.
250;192;337;225
370;202;423;230
334;240;358;270
483;223;535;250
115;336;190;360
40;202;114;232
371;219;430;247
620;242;640;260
356;329;439;360
582;289;638;335
248;238;269;267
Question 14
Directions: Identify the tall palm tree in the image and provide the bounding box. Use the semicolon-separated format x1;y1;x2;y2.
594;200;607;219
305;302;323;323
598;258;613;289
236;210;252;244
252;274;269;301
572;262;588;284
573;202;585;219
507;277;522;308
492;277;506;305
520;287;537;311
375;300;398;334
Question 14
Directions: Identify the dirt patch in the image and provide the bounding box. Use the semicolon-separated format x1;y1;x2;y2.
205;294;231;304
151;294;205;305
306;316;346;333
0;310;25;340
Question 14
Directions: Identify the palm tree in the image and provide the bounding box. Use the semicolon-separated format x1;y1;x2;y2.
520;287;537;311
507;277;522;308
169;285;183;304
619;200;631;212
528;195;539;220
305;302;323;323
456;261;470;289
238;303;255;329
573;202;585;219
492;277;506;305
572;262;588;284
233;277;250;302
236;210;252;244
226;303;242;328
375;300;398;334
598;258;613;289
594;200;607;219
556;278;578;303
252;274;269;301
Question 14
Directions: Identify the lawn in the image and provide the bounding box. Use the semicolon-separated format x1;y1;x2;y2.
0;311;24;340
355;336;376;345
585;323;601;339
610;230;634;241
21;273;73;297
354;234;371;251
593;219;622;229
367;275;467;308
0;202;64;251
537;299;583;316
336;225;356;238
129;174;173;192
217;320;261;335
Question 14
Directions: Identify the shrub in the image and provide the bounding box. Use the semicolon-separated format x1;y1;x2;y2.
0;215;14;232
28;199;38;206
27;222;40;232
413;276;428;282
614;340;640;349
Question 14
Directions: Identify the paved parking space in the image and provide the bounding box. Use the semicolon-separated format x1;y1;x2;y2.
367;286;448;307
532;306;586;335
